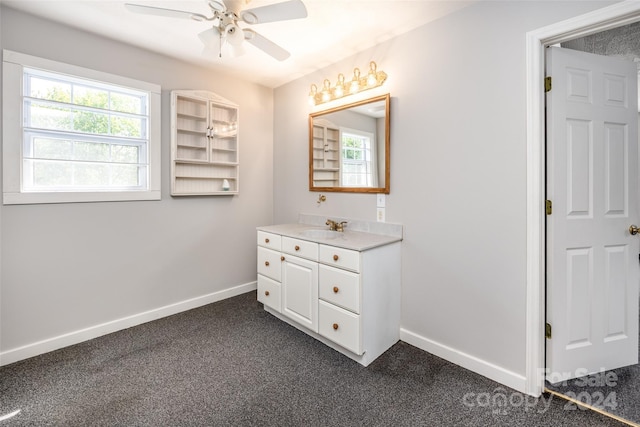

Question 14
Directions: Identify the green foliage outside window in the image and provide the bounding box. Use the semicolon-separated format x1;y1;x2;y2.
342;135;364;160
28;76;144;138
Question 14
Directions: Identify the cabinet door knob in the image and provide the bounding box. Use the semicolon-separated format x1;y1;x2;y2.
332;323;339;330
265;261;270;266
265;291;270;296
265;238;270;243
281;256;285;261
333;254;339;261
295;245;300;251
333;286;339;293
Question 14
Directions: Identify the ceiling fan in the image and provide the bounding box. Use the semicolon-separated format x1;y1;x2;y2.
124;0;307;61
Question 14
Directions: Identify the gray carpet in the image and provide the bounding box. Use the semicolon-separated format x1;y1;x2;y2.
0;291;627;426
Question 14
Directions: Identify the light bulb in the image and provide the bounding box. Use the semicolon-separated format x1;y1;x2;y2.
334;73;345;98
321;79;331;102
308;84;317;106
367;61;378;86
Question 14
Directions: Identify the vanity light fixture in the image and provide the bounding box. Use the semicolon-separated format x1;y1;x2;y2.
308;61;387;106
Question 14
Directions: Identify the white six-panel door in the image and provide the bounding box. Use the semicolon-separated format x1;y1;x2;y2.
546;46;639;383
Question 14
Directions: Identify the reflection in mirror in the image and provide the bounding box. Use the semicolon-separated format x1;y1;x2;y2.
309;94;390;193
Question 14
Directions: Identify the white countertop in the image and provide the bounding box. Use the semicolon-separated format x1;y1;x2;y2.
257;223;402;251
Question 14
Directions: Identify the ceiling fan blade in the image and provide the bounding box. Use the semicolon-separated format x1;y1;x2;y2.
207;0;226;13
243;29;290;61
125;3;208;21
240;0;307;25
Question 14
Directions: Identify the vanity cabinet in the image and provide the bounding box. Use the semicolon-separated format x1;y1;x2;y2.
170;90;239;196
256;225;401;366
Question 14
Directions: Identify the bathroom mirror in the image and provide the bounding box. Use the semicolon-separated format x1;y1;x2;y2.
309;93;390;193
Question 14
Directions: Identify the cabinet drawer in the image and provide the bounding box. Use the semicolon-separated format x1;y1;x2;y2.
319;245;360;272
257;231;281;250
257;275;281;312
257;246;282;281
319;264;360;314
318;300;362;355
282;237;318;261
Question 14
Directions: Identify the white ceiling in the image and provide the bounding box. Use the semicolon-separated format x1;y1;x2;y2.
1;0;475;88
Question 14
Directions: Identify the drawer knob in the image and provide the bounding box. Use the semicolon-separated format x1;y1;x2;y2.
265;291;270;296
281;256;285;261
295;245;300;251
333;254;339;261
333;286;339;293
332;323;339;330
265;261;270;266
265;238;270;243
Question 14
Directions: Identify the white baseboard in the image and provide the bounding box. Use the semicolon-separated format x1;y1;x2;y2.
0;281;257;367
400;328;527;393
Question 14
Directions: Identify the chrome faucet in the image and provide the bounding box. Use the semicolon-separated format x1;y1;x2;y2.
326;219;347;232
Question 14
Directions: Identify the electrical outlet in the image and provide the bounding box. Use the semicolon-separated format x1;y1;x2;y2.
376;194;386;208
377;207;385;222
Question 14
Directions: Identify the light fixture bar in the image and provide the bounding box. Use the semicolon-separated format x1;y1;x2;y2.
309;61;387;106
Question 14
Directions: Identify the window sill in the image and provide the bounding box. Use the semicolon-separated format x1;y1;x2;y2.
3;190;161;205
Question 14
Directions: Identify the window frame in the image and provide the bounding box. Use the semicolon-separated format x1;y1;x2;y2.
340;127;376;187
2;50;161;204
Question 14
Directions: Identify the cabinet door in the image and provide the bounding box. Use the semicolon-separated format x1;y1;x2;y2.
174;94;209;162
282;254;318;333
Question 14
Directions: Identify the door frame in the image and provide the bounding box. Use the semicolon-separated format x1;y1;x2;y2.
526;1;640;396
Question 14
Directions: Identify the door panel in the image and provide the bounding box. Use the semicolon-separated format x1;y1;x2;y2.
546;46;639;383
604;123;626;215
566;119;592;216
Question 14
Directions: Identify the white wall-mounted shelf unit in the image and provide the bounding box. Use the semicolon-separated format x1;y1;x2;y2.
171;90;239;196
312;118;340;187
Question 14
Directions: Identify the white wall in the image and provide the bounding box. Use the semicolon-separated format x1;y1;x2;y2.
0;6;273;362
0;3;3;364
274;1;615;391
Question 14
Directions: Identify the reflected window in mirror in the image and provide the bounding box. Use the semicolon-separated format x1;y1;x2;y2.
341;129;377;187
309;94;390;194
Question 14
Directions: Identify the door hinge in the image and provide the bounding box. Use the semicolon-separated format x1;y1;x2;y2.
545;76;552;92
545;199;552;215
545;322;552;339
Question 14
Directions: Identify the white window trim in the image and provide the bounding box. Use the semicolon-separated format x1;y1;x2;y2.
340;126;377;187
2;50;161;204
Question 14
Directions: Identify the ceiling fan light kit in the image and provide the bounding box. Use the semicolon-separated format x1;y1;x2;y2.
309;61;388;107
125;0;308;61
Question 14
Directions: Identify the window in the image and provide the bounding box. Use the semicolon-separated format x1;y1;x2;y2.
340;128;377;187
3;50;161;204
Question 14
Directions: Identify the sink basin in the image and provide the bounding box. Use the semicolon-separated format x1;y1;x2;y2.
299;229;341;239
